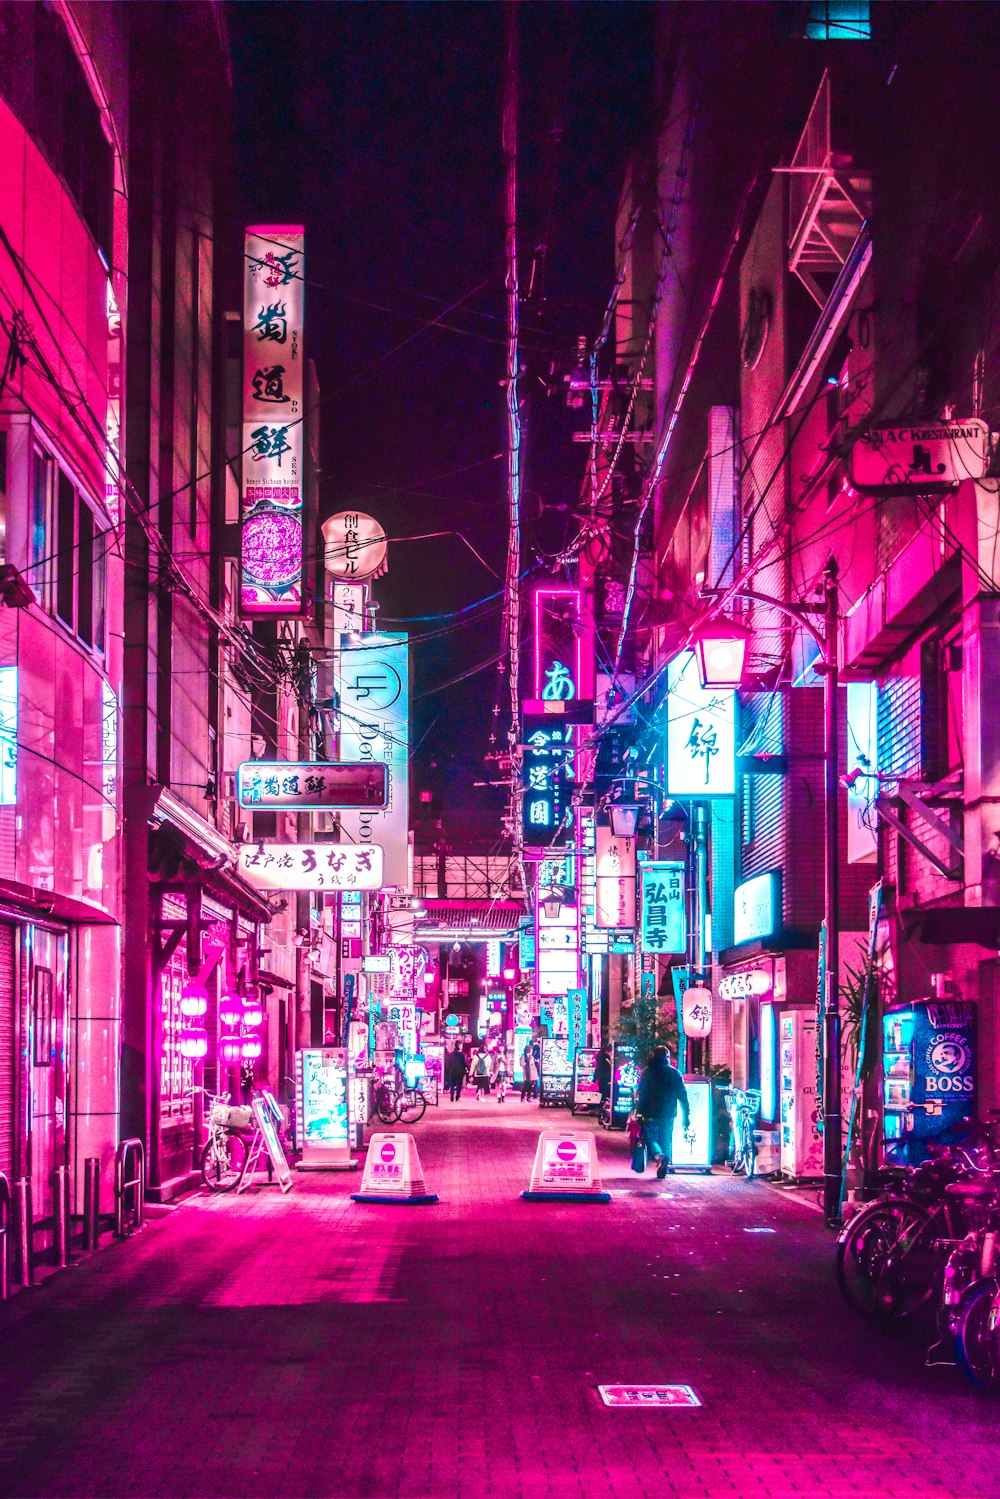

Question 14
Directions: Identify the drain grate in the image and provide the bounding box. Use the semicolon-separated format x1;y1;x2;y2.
598;1384;701;1409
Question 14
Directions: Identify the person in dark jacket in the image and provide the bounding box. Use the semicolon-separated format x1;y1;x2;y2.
592;1045;613;1107
445;1042;468;1102
636;1045;690;1178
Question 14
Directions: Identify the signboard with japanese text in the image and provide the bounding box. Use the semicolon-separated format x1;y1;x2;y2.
236;761;387;809
242;226;306;615
594;825;637;929
733;870;780;945
238;842;384;891
535;902;580;997
640;861;687;954
522;722;575;846
664;651;736;798
296;1048;350;1167
334;634;410;890
533;586;584;702
850;418;988;492
578;808;633;954
322;511;387;580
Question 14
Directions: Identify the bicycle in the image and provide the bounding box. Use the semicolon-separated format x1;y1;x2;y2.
374;1078;427;1125
724;1087;761;1179
192;1087;254;1192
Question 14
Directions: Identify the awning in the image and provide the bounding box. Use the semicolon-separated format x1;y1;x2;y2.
416;899;526;941
903;905;1000;947
147;786;275;924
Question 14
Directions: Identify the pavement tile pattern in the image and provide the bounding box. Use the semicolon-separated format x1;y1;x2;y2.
0;1096;996;1499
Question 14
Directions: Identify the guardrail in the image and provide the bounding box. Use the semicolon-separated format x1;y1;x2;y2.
114;1139;144;1239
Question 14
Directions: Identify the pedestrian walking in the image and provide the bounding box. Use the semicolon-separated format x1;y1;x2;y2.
445;1041;468;1102
520;1040;536;1100
471;1045;492;1098
636;1045;690;1178
492;1054;508;1102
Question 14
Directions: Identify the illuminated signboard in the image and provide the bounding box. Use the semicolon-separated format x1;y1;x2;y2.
640;861;686;954
664;651;736;798
522;723;574;846
236;761;387;809
238;842;384;891
533;586;583;701
594;825;637;929
536;901;579;998
241;226;305;615
578;809;633;954
336;634;410;890
0;666;16;805
733;870;781;945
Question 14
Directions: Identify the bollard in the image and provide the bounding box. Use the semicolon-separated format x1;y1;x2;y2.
53;1165;70;1268
0;1173;9;1301
13;1177;33;1287
82;1157;100;1251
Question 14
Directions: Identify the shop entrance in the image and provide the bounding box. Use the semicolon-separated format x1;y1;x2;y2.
25;923;70;1252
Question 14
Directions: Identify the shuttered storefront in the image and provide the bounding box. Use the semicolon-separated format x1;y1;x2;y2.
0;922;17;1180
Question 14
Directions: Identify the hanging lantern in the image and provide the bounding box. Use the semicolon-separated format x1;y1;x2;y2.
691;617;753;690
681;984;713;1038
219;988;243;1027
179;981;209;1018
218;1034;243;1065
178;1026;208;1060
241;993;265;1029
240;1035;262;1061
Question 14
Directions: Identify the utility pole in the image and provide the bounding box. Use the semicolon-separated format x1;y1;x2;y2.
502;0;525;897
822;557;842;1224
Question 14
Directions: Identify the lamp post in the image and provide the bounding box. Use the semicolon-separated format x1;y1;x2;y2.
696;559;842;1224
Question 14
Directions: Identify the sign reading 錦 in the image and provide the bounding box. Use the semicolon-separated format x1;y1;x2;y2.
241;226;306;615
335;634;410;890
665;651;736;797
640;861;686;954
850;418;988;493
238;843;384;891
236;761;387;809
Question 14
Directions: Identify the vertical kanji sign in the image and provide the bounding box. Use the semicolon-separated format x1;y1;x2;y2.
241;226;306;615
640;861;687;954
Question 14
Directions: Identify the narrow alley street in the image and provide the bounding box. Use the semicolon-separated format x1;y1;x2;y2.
0;1104;994;1499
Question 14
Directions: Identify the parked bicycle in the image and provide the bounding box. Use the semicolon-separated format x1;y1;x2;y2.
724;1087;762;1179
192;1087;254;1192
374;1078;427;1126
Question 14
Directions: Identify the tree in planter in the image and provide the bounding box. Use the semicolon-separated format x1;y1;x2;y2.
615;990;679;1064
840;959;882;1195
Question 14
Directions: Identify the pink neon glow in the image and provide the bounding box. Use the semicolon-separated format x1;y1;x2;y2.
533;586;583;700
242;510;303;589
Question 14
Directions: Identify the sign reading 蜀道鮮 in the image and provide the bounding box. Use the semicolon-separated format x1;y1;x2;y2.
235;761;387;809
238;843;384;891
335;634;410;890
241;226;306;615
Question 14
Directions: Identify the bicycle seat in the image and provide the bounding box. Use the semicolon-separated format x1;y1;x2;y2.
944;1180;994;1199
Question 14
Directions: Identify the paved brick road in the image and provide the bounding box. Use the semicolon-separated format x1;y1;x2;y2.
0;1096;996;1499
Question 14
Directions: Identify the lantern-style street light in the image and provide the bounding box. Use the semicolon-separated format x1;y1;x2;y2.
695;559;843;1224
608;802;640;839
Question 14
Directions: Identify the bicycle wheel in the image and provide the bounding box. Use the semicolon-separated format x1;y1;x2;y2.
835;1198;935;1323
598;1099;612;1130
375;1087;397;1125
396;1089;427;1124
201;1132;248;1193
954;1279;1000;1392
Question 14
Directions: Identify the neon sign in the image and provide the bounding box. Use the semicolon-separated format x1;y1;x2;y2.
664;651;736;797
533;587;583;700
241;226;305;615
640;861;686;954
521;723;574;846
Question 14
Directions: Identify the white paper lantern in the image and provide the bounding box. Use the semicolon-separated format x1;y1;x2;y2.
681;984;713;1038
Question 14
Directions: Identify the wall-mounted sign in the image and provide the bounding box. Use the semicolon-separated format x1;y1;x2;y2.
238;842;384;891
236;761;387;809
733;870;781;945
594;826;637;929
335;633;410;889
850;417;988;492
533;586;583;702
718;968;771;1001
363;954;392;974
576;808;632;955
0;665;17;806
846;681;878;864
522;723;575;846
241;226;306;615
664;651;736;798
322;511;387;580
535;900;579;998
640;860;686;954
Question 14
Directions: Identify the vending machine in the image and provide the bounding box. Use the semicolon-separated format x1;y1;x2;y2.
778;1009;823;1179
883;1000;975;1162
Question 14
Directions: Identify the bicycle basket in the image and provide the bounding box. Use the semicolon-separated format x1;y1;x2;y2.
211;1103;253;1131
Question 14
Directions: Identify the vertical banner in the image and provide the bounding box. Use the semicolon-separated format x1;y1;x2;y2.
664;651;736;797
640;861;687;954
336;633;410;890
533;586;584;701
242;226;306;615
594;825;637;929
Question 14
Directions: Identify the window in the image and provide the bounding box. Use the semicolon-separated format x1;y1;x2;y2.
804;2;871;40
28;446;106;654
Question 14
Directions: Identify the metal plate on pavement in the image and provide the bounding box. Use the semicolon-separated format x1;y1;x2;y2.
598;1384;701;1409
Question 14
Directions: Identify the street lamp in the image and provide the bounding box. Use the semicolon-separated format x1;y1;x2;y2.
608;802;640;839
695;559;843;1224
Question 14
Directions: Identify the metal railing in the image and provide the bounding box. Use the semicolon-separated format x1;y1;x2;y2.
114;1139;144;1239
0;1173;8;1301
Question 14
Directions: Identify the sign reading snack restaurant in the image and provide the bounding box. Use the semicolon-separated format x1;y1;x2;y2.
850;417;988;491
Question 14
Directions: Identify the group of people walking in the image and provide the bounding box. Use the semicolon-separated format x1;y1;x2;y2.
443;1038;543;1103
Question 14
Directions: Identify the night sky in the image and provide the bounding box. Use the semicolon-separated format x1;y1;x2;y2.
228;1;653;817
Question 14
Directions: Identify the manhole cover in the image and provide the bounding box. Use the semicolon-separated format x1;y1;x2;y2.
598;1384;701;1409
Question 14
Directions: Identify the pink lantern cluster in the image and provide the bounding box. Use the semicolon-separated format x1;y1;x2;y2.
178;980;210;1059
218;984;265;1064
